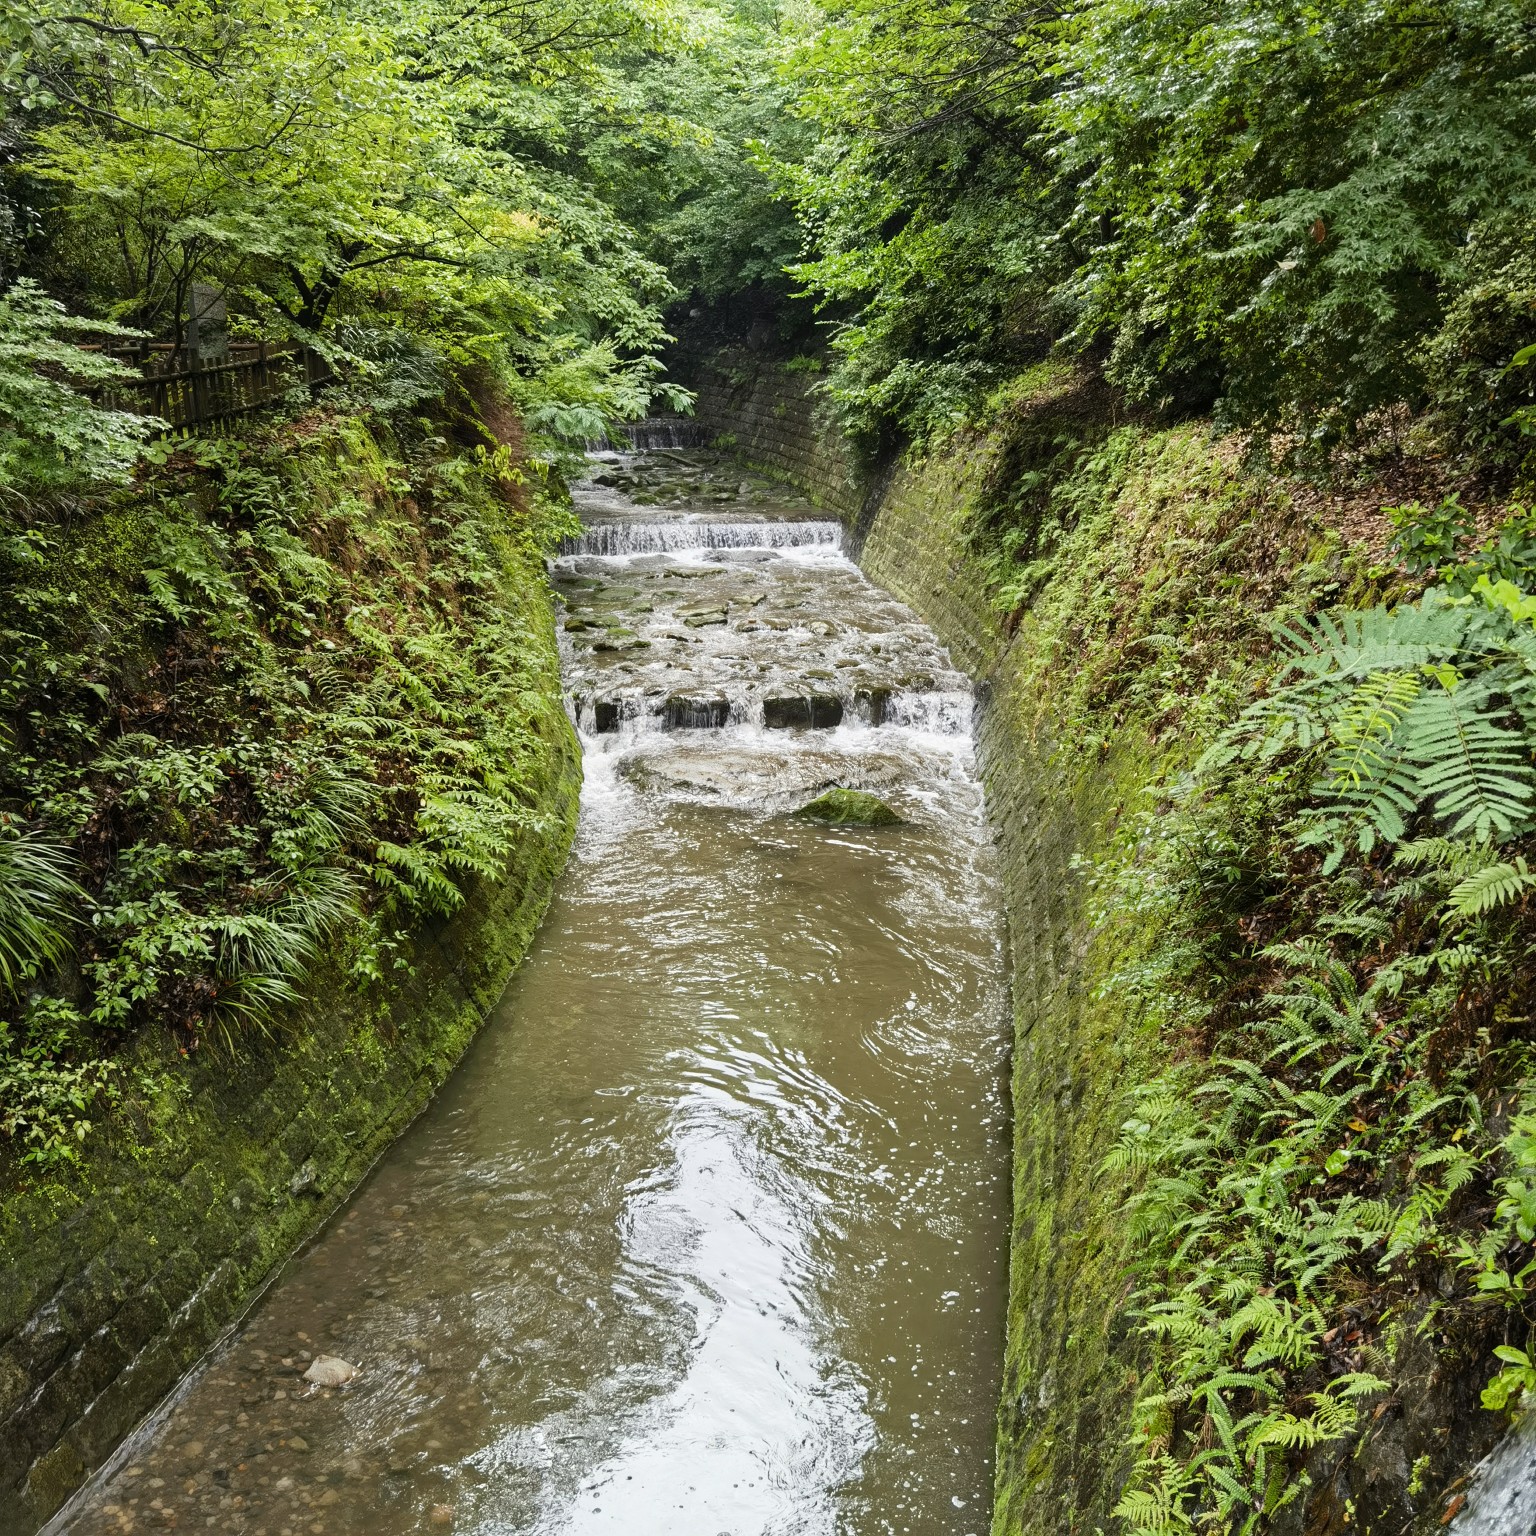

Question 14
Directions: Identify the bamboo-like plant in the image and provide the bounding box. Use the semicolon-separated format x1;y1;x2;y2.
0;823;86;992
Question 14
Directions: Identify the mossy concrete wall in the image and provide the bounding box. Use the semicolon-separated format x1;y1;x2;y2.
690;357;1264;1533
693;356;864;520
0;620;580;1535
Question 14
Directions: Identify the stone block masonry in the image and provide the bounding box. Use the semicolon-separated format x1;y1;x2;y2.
0;684;581;1535
691;356;863;522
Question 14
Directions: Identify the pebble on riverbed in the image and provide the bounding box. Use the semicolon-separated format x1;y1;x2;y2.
301;1356;359;1387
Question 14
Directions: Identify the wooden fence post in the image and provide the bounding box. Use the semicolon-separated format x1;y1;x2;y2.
98;333;335;431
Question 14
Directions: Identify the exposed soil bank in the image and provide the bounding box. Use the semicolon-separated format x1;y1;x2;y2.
0;414;581;1534
688;353;1515;1534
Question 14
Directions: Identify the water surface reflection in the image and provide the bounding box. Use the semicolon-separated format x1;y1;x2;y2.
61;454;1009;1536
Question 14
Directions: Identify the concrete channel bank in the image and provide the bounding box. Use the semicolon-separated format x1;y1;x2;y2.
683;350;1402;1532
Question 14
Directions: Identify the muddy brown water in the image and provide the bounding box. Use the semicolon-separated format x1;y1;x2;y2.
58;451;1011;1536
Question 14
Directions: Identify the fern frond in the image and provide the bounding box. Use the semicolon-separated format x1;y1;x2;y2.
1402;680;1535;840
1321;670;1422;787
1243;1392;1359;1451
1447;857;1536;919
1270;600;1468;684
373;837;462;914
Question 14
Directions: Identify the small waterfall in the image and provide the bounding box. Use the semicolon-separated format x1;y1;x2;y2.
562;520;843;557
1448;1411;1536;1536
625;417;708;450
571;686;973;741
882;689;976;735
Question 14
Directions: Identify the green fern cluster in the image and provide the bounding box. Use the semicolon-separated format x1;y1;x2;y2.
0;406;565;1166
1204;593;1536;865
1099;564;1536;1532
1105;917;1487;1532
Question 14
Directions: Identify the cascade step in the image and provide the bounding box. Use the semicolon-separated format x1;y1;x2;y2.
763;692;844;729
562;520;842;557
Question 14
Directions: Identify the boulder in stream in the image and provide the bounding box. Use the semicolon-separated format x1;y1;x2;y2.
794;788;904;827
763;693;843;729
677;602;729;627
591;631;650;653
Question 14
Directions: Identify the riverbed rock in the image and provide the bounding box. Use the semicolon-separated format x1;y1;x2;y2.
677;603;728;627
763;693;843;729
794;789;904;827
591;632;650;653
663;692;731;729
301;1355;358;1388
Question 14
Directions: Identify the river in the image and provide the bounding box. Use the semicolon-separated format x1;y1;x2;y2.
57;446;1011;1536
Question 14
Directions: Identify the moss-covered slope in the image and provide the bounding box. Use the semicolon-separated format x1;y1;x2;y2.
0;398;581;1531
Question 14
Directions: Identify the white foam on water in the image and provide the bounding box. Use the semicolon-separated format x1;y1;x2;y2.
562;519;843;557
882;689;976;736
623;416;706;451
1448;1411;1536;1536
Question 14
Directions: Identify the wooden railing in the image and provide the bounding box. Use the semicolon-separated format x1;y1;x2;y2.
90;340;333;432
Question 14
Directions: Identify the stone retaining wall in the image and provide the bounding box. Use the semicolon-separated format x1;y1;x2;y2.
691;357;863;520
690;355;1161;1533
0;647;581;1535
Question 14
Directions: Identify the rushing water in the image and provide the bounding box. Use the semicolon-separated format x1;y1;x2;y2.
1447;1410;1536;1536
57;448;1010;1536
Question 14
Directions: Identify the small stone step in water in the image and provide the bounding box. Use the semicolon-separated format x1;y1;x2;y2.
555;451;974;760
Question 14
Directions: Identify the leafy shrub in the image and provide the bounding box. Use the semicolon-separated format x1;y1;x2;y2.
0;279;159;492
1385;496;1475;579
1425;218;1536;463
